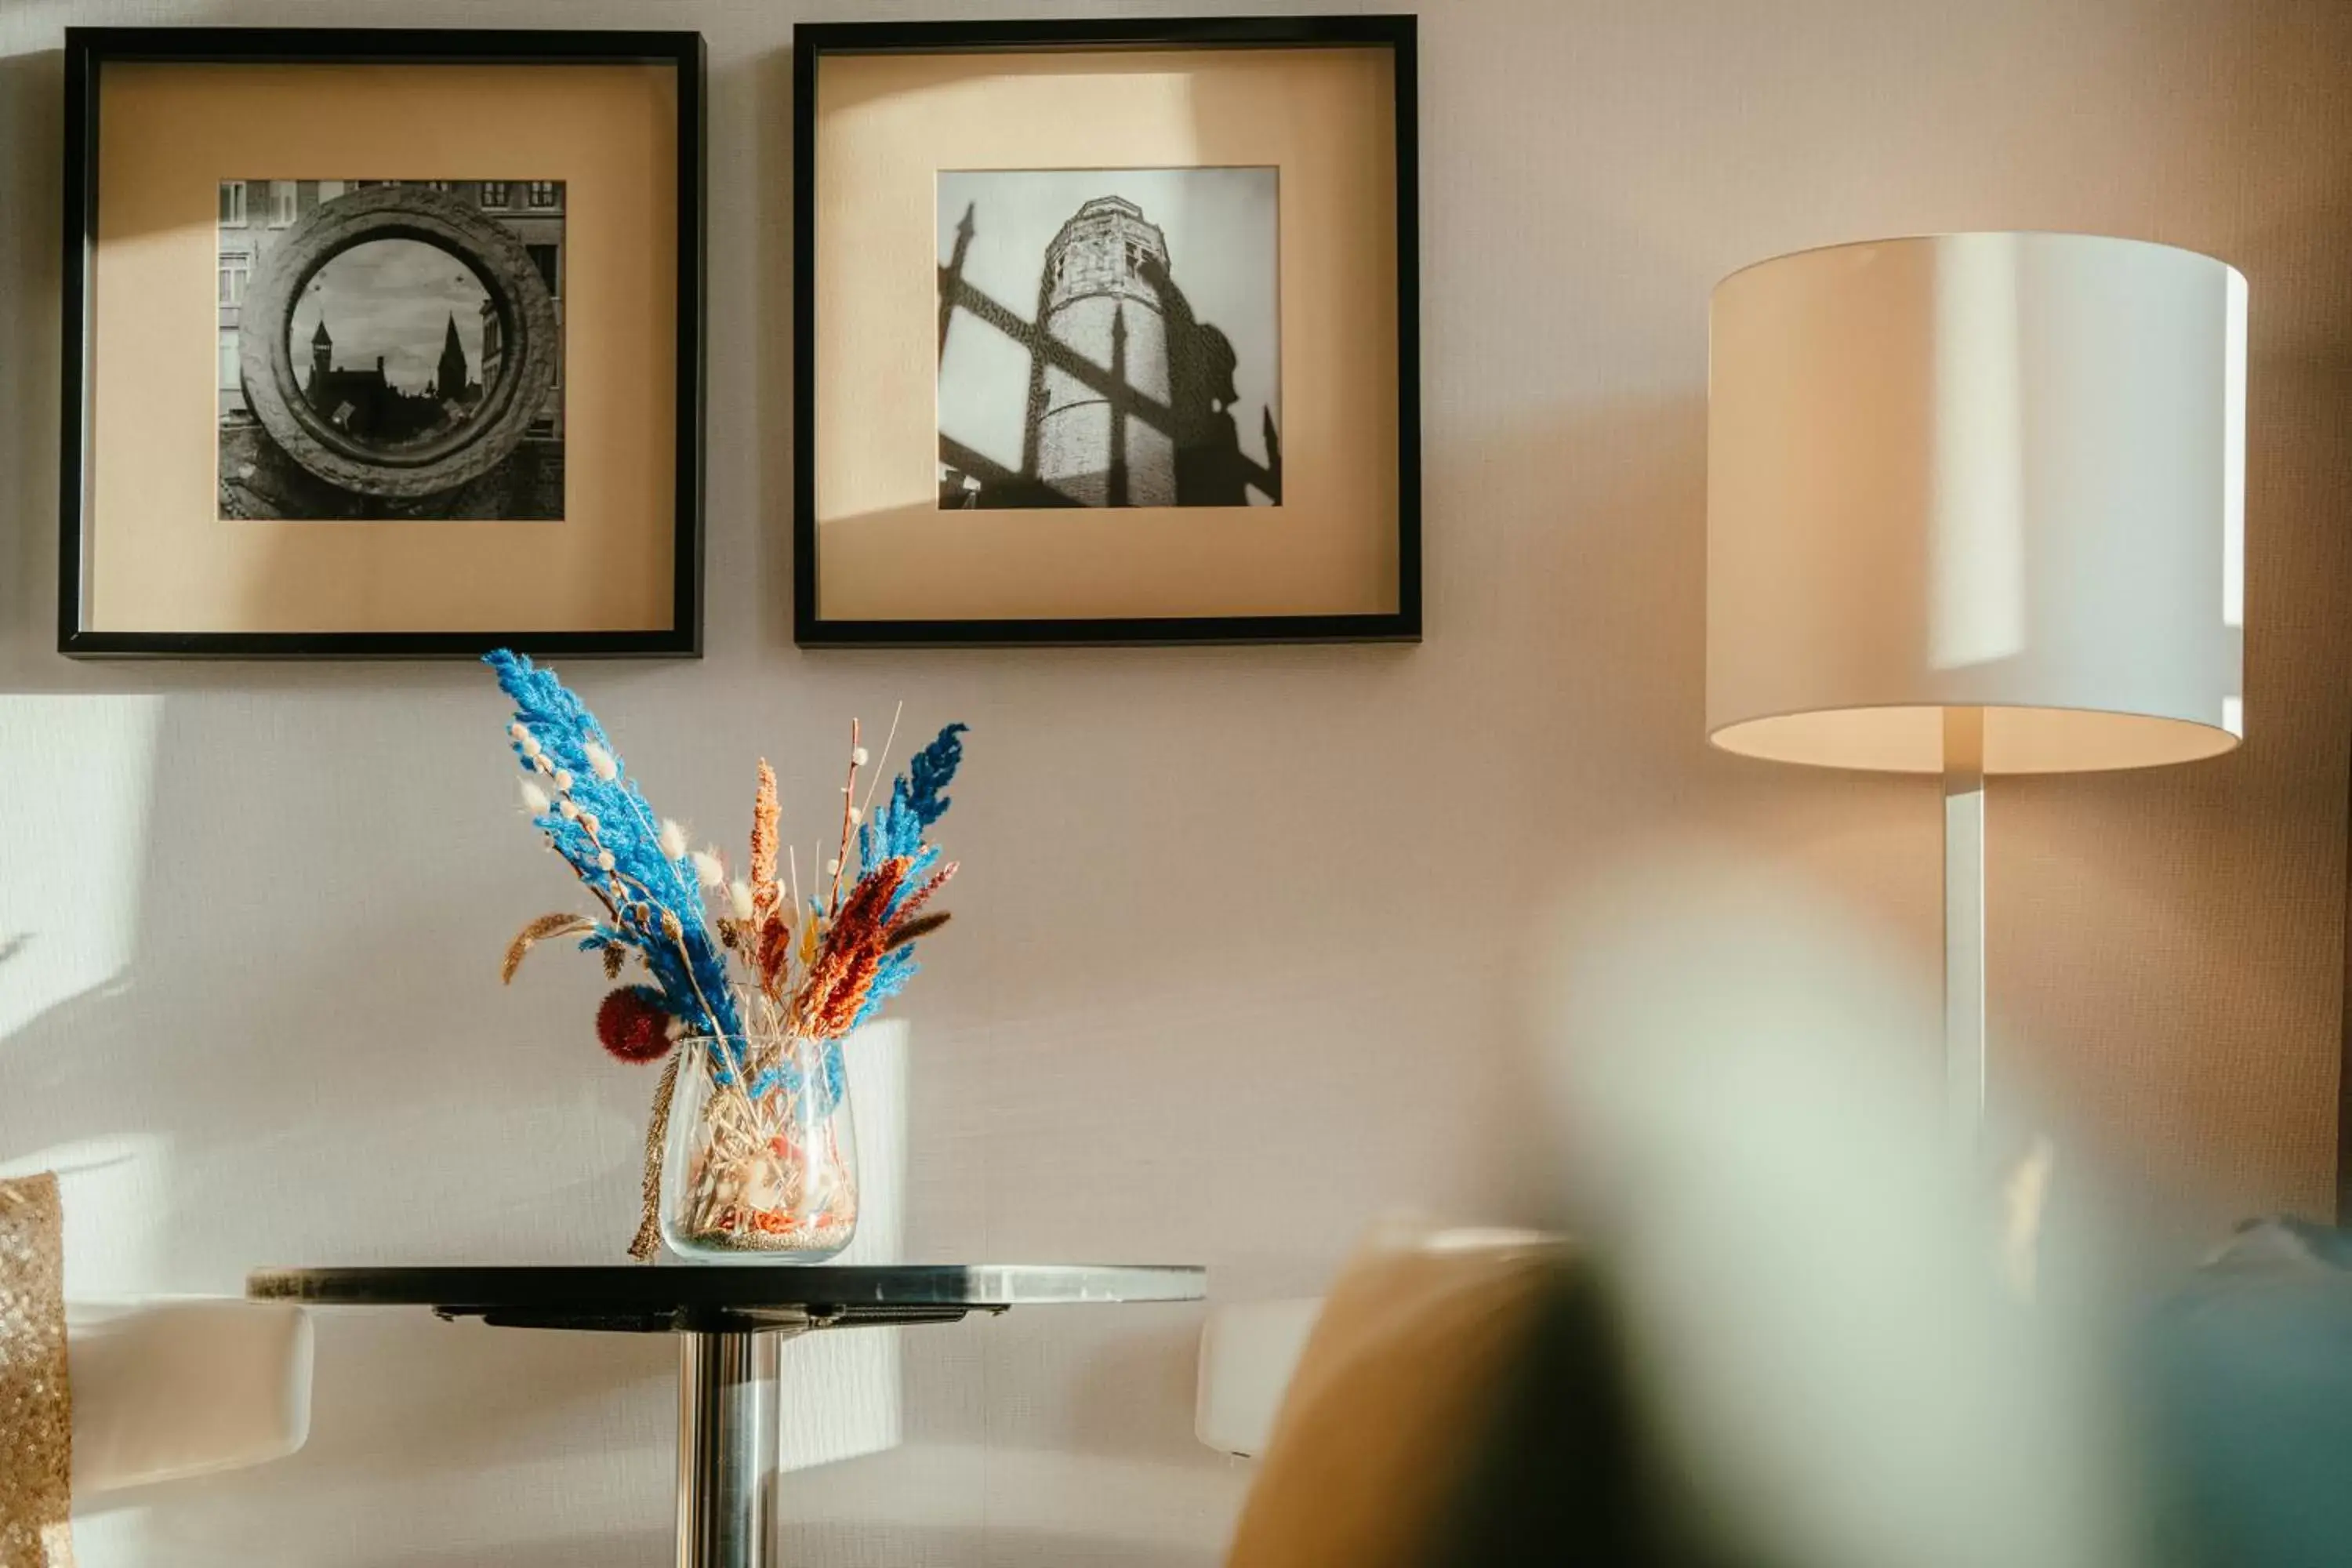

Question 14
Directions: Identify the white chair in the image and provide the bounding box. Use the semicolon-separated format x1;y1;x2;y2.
67;1298;312;1494
1194;1297;1322;1459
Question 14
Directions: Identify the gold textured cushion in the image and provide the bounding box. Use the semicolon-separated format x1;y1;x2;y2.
0;1172;72;1568
1222;1222;1557;1568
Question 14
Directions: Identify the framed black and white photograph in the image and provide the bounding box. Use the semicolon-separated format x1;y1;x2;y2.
62;29;705;657
796;17;1419;645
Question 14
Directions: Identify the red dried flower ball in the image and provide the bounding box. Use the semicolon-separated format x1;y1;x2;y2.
596;988;673;1064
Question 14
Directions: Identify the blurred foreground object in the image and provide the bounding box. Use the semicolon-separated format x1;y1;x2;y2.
1214;844;2349;1566
1708;233;2247;1126
1519;845;2140;1568
2150;1219;2352;1566
1220;1220;1559;1568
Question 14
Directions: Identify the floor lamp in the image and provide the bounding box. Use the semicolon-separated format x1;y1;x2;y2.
1706;233;2247;1131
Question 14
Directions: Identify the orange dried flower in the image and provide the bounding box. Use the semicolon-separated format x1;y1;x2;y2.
749;760;782;916
793;856;909;1035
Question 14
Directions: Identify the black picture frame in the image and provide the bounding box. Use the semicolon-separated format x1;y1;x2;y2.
58;27;708;659
2342;751;2352;1222
792;16;1421;648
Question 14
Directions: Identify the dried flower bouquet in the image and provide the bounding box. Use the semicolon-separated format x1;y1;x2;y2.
485;650;966;1261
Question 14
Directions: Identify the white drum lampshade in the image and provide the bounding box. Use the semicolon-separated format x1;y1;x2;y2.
1708;232;2246;775
1705;233;2247;1120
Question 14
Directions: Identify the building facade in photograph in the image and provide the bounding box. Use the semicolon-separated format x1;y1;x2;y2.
216;176;336;416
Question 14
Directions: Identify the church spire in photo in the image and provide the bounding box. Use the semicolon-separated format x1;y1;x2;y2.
437;310;469;405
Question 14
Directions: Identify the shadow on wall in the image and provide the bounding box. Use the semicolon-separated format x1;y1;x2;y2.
314;1523;1207;1568
782;1523;1209;1568
328;1532;674;1568
0;679;913;1563
0;690;668;1562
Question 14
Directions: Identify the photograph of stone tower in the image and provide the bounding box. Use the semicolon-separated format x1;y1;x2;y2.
936;168;1280;509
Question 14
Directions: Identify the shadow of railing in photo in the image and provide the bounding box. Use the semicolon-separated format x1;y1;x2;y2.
936;204;1279;510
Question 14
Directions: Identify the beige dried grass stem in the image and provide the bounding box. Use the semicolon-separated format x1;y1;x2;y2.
628;1047;684;1262
859;700;906;820
826;718;861;915
503;912;593;983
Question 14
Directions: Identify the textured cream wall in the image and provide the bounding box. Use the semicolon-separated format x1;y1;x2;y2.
2;2;2347;1564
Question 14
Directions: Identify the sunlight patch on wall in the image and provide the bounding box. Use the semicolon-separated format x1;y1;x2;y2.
779;1018;909;1472
0;1136;176;1301
0;695;162;1042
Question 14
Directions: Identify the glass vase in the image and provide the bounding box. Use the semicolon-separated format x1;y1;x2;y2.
659;1033;859;1264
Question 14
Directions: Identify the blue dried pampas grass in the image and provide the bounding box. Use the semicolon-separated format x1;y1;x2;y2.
485;649;744;1050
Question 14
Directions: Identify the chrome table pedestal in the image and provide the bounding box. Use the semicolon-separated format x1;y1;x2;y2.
677;1329;782;1568
249;1262;1206;1568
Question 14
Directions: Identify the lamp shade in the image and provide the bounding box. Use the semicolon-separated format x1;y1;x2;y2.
1707;233;2246;774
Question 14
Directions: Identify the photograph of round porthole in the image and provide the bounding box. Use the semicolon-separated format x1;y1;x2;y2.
221;180;564;521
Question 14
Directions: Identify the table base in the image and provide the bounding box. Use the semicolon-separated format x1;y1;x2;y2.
677;1328;791;1568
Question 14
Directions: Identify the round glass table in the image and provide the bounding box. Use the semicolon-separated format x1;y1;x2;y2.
249;1264;1206;1568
